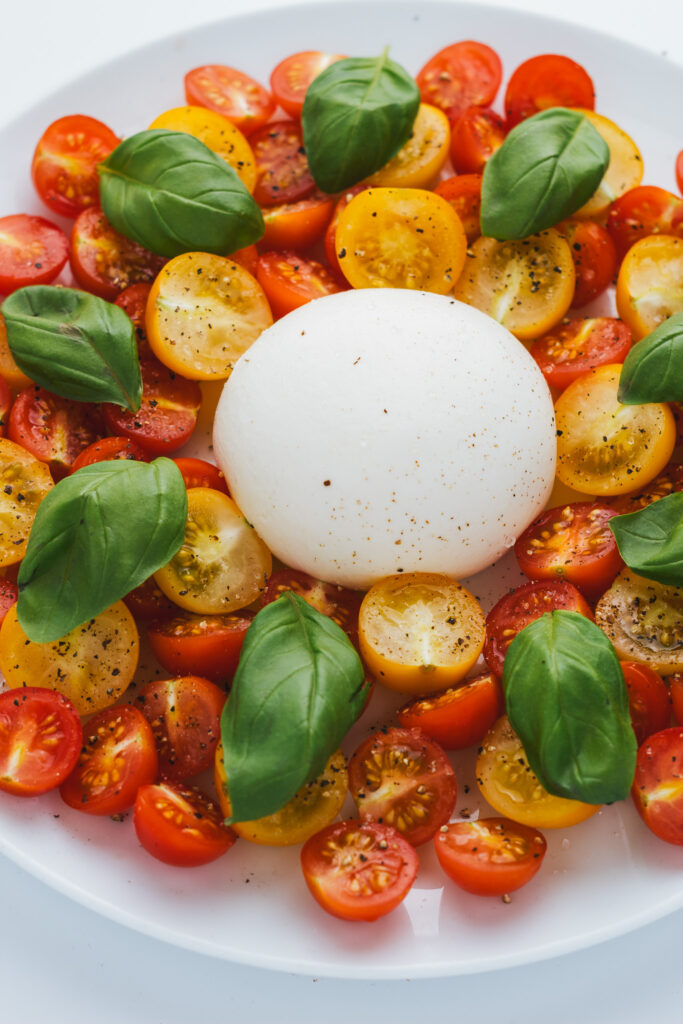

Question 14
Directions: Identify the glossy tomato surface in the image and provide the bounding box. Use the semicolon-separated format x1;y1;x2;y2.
256;250;344;319
396;672;503;750
0;578;18;626
450;106;506;174
147;613;253;682
114;282;155;360
173;457;229;494
135;676;226;781
184;65;275;135
270;51;345;117
434;174;482;243
134;782;237;866
0;214;69;293
434;817;547;896
261;568;361;647
504;54;595;127
32;114;120;219
530;317;632;392
103;359;201;456
70;207;165;301
632;728;683;845
416;41;502;120
0;688;82;797
250;120;315;206
621;662;671;746
8;386;104;479
70;436;149;472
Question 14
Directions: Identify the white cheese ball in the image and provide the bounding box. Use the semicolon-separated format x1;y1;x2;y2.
213;289;556;589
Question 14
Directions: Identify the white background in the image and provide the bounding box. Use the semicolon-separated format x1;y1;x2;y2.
1;1;682;1021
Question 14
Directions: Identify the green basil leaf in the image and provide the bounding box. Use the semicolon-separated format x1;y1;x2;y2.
609;493;683;586
2;285;142;411
618;312;683;404
302;49;420;193
98;129;264;258
17;458;187;643
481;108;610;240
220;592;367;822
503;610;636;804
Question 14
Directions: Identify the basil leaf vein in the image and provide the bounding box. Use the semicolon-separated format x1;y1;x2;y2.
618;312;683;404
609;492;683;586
2;286;142;411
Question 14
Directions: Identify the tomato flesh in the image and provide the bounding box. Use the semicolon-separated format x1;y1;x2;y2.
262;194;335;251
114;282;155;360
0;214;69;293
416;40;502;120
396;672;503;750
102;359;201;456
256;250;344;319
173;457;229;494
250;120;316;207
134;782;236;866
621;662;671;746
607;186;683;259
505;54;595;127
434;174;482;244
450;106;506;174
632;727;683;845
261;568;362;647
184;65;275;135
0;577;18;626
70;436;149;472
70;207;165;301
8;386;104;479
123;575;177;622
147;613;253;683
270;51;345;118
530;317;632;392
560;220;618;309
32;114;120;219
135;676;225;781
0;687;82;797
434;817;547;896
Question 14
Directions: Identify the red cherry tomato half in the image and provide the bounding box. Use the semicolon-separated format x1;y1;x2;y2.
8;386;104;479
484;580;594;678
607;186;683;259
184;65;275;135
262;194;335;251
147;613;254;683
0;373;9;435
0;214;69;294
514;501;623;601
0;687;82;797
114;282;155;360
609;462;683;515
70;435;149;473
256;251;345;319
530;317;632;392
270;51;346;118
31;114;120;220
70;207;165;302
632;727;683;845
134;781;236;866
250;121;316;207
676;150;683;195
229;244;260;277
0;577;18;627
123;575;177;622
324;185;371;280
60;705;158;816
621;662;671;746
505;54;595;128
559;220;618;309
102;359;201;456
396;672;503;750
348;727;457;846
434;174;482;244
434;817;547;896
416;41;502;121
261;568;362;647
173;457;229;494
300;819;418;922
450;106;506;174
135;676;226;782
670;675;683;725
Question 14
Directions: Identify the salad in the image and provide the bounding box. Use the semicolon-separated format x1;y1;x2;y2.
0;33;681;930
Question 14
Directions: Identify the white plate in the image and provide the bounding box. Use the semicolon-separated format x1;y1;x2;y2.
1;0;682;981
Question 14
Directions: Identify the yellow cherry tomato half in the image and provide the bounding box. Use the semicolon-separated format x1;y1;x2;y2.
0;315;32;393
366;104;451;190
154;487;272;614
477;716;600;829
595;570;683;676
573;110;643;220
555;364;675;496
0;438;53;568
453;229;575;340
214;743;348;846
0;601;139;716
336;187;467;294
358;572;486;695
146;252;273;380
616;235;683;341
149;106;257;192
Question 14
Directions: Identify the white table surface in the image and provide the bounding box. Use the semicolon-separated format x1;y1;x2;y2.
1;1;682;1020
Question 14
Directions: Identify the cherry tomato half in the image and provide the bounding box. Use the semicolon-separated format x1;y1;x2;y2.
123;575;177;622
450;106;506;174
621;662;671;746
608;462;683;517
261;568;362;647
632;727;683;845
250;120;316;207
184;65;275;135
530;317;632;392
416;40;502;120
114;282;154;360
607;186;683;259
504;54;595;127
134;782;237;866
595;570;683;677
670;674;683;725
135;676;225;781
31;114;120;219
173;457;228;494
270;51;345;118
0;687;82;797
0;437;54;567
0;214;69;294
262;194;335;251
8;386;104;479
434;174;482;244
434;817;547;897
560;220;618;309
103;359;201;456
396;672;503;750
256;250;344;319
70;207;165;301
147;613;253;683
616;235;683;340
70;436;149;473
300;820;419;922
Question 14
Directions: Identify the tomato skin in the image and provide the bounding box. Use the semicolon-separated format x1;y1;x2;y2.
0;438;54;567
102;359;201;456
261;568;362;648
0;214;69;294
262;194;335;251
514;501;623;601
505;54;595;128
670;675;683;725
530;317;632;392
560;220;618;309
135;676;226;781
416;41;502;121
632;727;683;845
396;672;503;750
677;150;683;195
270;51;345;118
621;662;671;746
70;207;165;301
8;386;104;479
484;580;594;678
348;727;457;846
324;185;370;280
184;65;275;135
147;614;253;682
0;578;18;626
134;782;237;866
114;282;154;360
450;106;506;174
607;186;683;259
60;705;157;816
256;250;344;319
70;436;149;473
434;817;547;897
0;687;82;797
123;575;177;622
173;457;228;494
32;114;120;219
250;121;316;207
0;373;9;436
300;820;419;922
434;174;482;244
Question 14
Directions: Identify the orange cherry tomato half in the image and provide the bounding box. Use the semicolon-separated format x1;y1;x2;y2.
0;214;69;294
184;65;275;135
147;613;253;683
607;185;683;259
135;676;226;782
60;705;157;816
449;106;506;174
173;457;228;494
256;250;344;319
70;436;149;473
250;120;316;207
621;662;671;746
559;219;618;309
529;317;632;392
261;568;362;648
114;282;154;360
270;51;345;118
300;819;419;922
416;40;502;121
8;386;104;480
0;687;82;797
632;727;683;845
348;727;457;846
504;54;595;128
70;207;165;301
0;577;18;627
102;359;201;456
484;580;593;678
434;174;482;244
0;314;32;394
434;817;547;897
262;194;335;251
31;114;120;219
134;781;237;867
396;671;503;750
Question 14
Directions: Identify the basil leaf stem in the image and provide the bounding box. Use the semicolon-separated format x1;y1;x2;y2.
618;312;683;404
609;493;683;586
